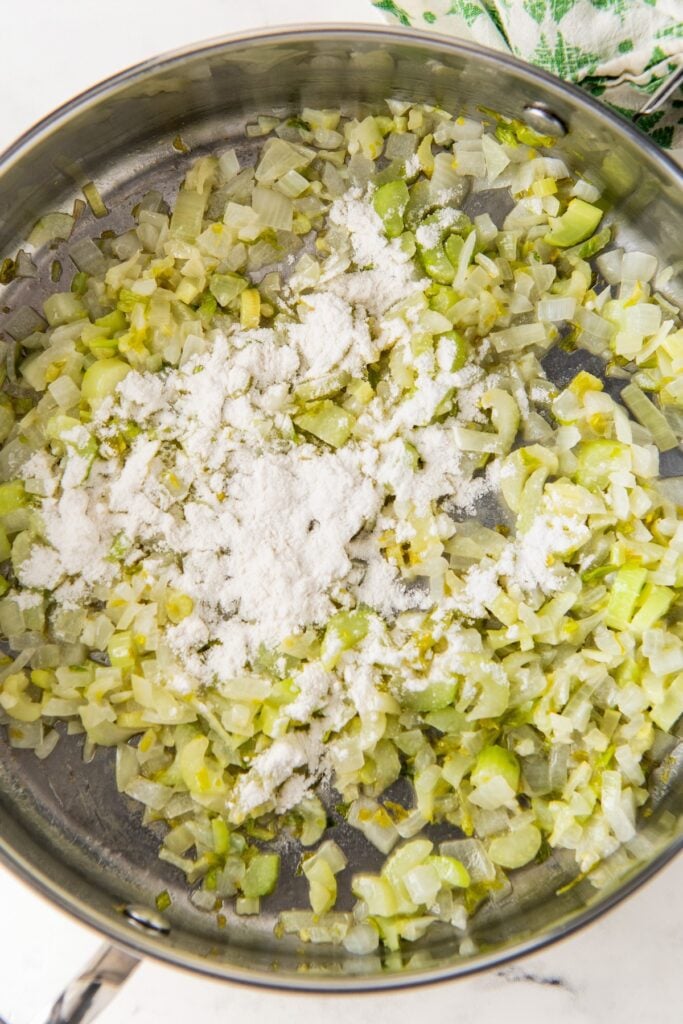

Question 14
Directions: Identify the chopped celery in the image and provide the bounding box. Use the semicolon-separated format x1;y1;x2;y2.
43;292;85;327
351;875;397;917
605;565;648;631
321;608;371;669
545;199;603;248
107;631;136;670
574;439;628;491
373;180;410;238
242;853;280;898
28;212;75;247
81;358;131;405
0;524;11;561
401;681;457;712
295;371;351;404
621;383;678;452
577;225;611;259
382;840;433;887
155;890;172;912
294;400;355;448
83;181;109;219
170;190;206;241
0;395;14;444
488;825;542;869
166;592;194;624
471;746;520;792
630;585;674;634
428;855;470;889
419;243;455;284
209;273;247;308
0;481;27;516
95;309;127;334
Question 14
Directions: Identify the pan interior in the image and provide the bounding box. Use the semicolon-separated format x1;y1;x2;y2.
0;29;681;988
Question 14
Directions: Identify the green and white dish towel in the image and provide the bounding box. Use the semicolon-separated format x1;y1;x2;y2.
372;1;683;161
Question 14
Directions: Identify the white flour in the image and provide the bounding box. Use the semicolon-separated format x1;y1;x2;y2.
14;187;555;820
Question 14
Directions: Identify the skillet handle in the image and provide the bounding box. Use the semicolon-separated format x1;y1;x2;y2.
35;944;140;1024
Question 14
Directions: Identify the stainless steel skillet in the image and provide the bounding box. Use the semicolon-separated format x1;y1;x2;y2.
0;25;681;1023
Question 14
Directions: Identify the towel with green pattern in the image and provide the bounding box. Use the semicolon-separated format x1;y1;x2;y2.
372;1;683;159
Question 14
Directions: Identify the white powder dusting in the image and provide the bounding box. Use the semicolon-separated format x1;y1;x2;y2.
286;663;335;723
415;207;464;250
14;185;568;821
169;446;381;680
450;514;591;618
288;291;375;376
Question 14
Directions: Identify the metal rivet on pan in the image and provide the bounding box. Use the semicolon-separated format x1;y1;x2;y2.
122;903;171;934
522;103;568;138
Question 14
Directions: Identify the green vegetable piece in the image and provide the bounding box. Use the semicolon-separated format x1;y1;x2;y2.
651;674;683;732
0;524;11;562
630;584;673;634
211;817;230;855
581;563;617;583
295;370;351;404
373;180;410;239
155;890;172;912
0;257;16;284
544;199;603;248
209;272;248;308
107;630;136;670
71;271;89;295
427;855;470;889
82;358;132;406
419;243;456;284
83;181;109;219
574;439;628;491
416;212;469;284
304;857;337;914
621;383;678;453
343;378;374;416
411;334;433;359
351;875;397;918
11;531;33;576
471;745;520;791
198;291;218;319
488;824;542;869
605;564;648;631
43;292;86;327
294;399;355;448
495;123;518;147
321;608;371;669
428;285;459;319
0;394;15;444
402;680;457;713
296;795;328;847
0;481;27;517
577;225;611;259
94;309;128;335
444;233;464;268
444;330;470;371
382;839;433;887
424;708;467;734
27;212;75;248
170;189;206;241
515;124;556;148
242;853;280;899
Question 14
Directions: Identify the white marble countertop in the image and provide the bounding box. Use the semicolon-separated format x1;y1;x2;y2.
0;2;681;1021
